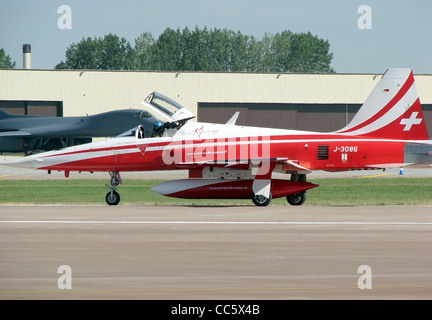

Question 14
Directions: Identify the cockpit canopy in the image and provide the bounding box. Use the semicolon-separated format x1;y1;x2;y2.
142;92;195;123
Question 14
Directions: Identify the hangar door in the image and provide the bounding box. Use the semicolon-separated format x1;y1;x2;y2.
198;103;362;132
422;105;432;136
0;101;63;116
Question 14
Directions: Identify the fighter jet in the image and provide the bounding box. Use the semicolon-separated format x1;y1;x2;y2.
0;108;160;153
6;69;432;206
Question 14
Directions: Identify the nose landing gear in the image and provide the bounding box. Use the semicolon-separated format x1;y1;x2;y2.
105;171;122;205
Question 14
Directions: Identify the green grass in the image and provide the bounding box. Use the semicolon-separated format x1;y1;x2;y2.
0;178;431;206
308;177;432;206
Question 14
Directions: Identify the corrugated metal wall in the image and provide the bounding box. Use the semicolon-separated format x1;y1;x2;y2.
198;103;362;132
0;69;431;130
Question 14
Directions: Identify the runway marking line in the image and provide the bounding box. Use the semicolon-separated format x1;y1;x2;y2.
358;174;390;179
1;284;432;296
0;220;432;225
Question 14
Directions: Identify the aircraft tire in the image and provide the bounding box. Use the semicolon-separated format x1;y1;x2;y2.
286;191;306;206
251;192;272;206
106;191;121;206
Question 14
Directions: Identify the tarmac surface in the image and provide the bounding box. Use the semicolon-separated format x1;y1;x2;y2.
0;204;431;300
1;157;432;300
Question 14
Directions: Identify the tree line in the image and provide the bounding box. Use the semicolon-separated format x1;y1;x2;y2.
0;48;16;68
1;27;335;73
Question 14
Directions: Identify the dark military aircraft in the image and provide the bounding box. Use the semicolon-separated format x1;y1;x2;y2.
0;108;160;153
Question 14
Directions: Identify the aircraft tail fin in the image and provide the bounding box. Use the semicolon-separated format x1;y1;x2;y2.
336;68;429;140
0;109;13;120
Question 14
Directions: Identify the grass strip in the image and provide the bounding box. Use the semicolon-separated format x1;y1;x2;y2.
0;178;431;206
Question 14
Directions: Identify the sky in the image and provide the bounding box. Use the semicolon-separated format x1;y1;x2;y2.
0;0;431;73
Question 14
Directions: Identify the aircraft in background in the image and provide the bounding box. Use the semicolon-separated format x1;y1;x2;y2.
5;69;432;206
0;108;160;154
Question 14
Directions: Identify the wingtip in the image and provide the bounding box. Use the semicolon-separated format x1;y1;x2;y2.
0;155;36;169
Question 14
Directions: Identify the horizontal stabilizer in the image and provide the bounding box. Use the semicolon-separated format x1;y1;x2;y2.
365;163;405;169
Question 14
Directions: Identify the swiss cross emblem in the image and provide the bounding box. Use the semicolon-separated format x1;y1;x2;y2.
400;112;422;131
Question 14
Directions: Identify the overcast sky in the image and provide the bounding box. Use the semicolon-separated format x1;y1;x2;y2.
1;0;431;73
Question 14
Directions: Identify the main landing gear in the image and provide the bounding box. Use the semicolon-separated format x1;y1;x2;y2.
250;173;309;207
105;171;121;205
252;192;272;206
286;173;307;206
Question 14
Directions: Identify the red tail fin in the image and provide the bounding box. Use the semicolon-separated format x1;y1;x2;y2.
337;68;429;140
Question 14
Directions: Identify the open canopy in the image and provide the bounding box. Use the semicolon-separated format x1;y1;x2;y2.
142;91;195;122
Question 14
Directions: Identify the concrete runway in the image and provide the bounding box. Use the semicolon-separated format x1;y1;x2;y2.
0;205;431;300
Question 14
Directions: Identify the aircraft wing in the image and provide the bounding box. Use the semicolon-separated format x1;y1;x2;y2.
0;130;32;137
0;125;72;138
280;160;312;174
175;157;311;174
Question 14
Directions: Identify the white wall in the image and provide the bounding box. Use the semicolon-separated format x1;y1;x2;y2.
1;69;431;117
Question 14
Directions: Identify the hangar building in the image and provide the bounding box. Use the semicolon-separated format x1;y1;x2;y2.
1;69;431;134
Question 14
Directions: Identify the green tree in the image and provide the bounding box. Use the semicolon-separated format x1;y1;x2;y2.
256;33;275;72
99;34;136;70
144;27;334;73
151;28;183;71
0;48;16;68
227;30;251;72
55;34;136;70
206;28;231;71
56;28;335;73
134;32;156;70
287;32;334;73
268;30;294;72
180;26;211;71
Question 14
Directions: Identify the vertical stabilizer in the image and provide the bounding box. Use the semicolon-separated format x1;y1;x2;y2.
337;68;429;140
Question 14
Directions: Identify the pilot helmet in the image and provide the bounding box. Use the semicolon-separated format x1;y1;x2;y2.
154;121;163;130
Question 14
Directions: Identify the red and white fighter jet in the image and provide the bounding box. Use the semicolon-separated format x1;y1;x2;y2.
7;68;432;206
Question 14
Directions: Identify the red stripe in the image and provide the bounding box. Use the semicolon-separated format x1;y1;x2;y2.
339;71;414;133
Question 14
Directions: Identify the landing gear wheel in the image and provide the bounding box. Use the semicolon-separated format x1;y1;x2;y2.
105;171;122;205
252;192;272;206
287;191;306;206
106;191;120;206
